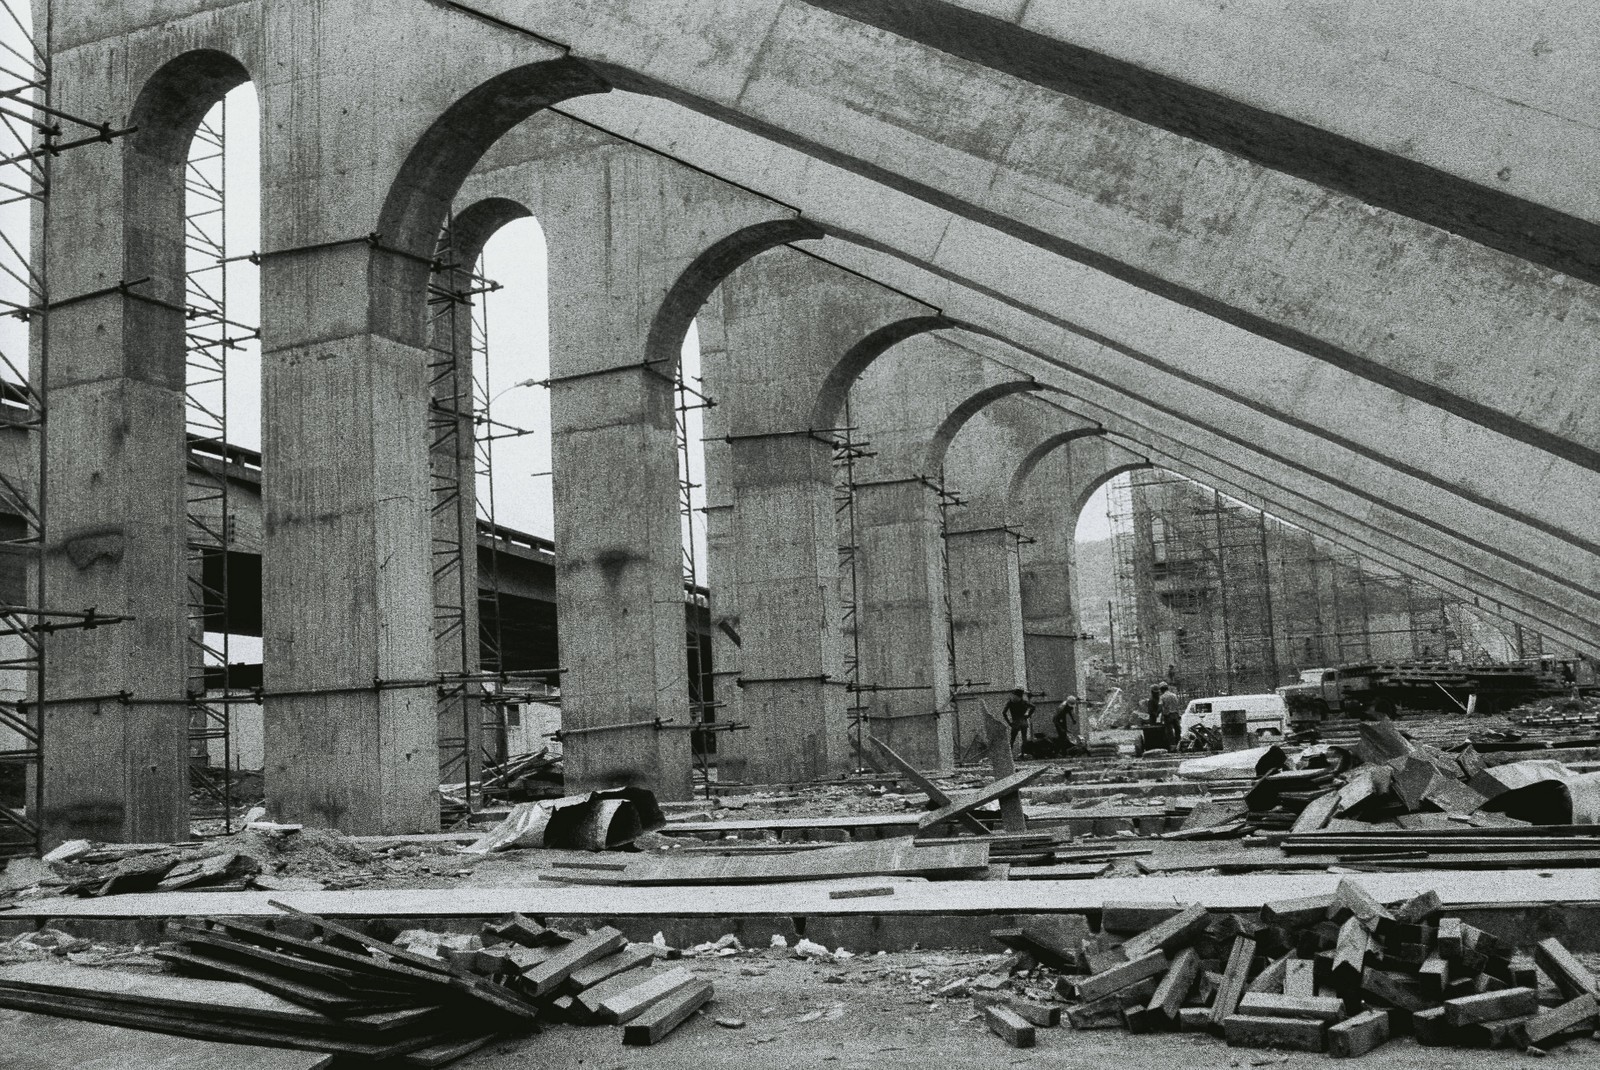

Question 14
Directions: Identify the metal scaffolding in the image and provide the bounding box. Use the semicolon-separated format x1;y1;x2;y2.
0;0;131;856
1103;470;1494;699
675;356;727;795
183;98;257;827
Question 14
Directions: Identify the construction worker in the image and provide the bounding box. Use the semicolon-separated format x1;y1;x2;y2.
1053;694;1083;755
1158;682;1182;748
1001;688;1034;755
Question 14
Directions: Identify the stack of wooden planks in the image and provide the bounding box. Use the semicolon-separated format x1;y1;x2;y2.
1008;879;1598;1056
0;905;714;1063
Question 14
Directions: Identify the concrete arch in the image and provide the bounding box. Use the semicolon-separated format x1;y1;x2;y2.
450;196;535;267
808;314;956;430
374;57;610;341
1006;425;1112;505
927;380;1043;474
645;220;825;370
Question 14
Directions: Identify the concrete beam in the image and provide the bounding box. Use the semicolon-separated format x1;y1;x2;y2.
453;2;1598;471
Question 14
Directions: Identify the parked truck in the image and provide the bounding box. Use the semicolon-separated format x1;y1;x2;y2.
1276;660;1569;722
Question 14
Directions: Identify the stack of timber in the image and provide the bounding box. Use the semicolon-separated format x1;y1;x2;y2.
0;906;713;1062
1012;879;1598;1056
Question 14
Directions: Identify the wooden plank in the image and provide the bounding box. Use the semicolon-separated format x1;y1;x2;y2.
1064;977;1159;1029
621;979;712;1046
597;967;702;1025
1516;993;1598;1049
1210;936;1257;1027
918;765;1046;831
1245;953;1292;995
565;945;653;993
1260;893;1334;929
1222;1014;1326;1052
1148;947;1200;1023
1283;959;1316;998
574;966;667;1023
1417;954;1450;1001
1391;889;1443;924
1535;937;1599;999
983;1004;1036;1047
972;993;1060;1027
1331;918;1371;986
618;838;990;884
1443;987;1538;1026
0;990;434;1060
982;710;1029;833
1007;863;1111;880
868;735;988;836
151;947;398;1018
1360;968;1430;1012
1101;902;1196;933
1329;879;1392;929
399;1033;501;1067
1328;1008;1390;1058
1069;949;1168;1003
1121;903;1210;960
1289;791;1340;833
1237;993;1344;1022
518;928;628;999
0;1008;335;1070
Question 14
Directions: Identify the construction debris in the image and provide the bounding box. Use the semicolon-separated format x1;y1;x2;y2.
462;787;665;854
977;878;1599;1057
0;907;714;1063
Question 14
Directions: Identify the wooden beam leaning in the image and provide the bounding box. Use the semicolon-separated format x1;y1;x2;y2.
916;767;1047;830
1210;936;1258;1028
981;709;1029;833
868;735;989;836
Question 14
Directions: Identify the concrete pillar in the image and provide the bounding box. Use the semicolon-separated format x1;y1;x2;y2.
1017;448;1084;711
851;479;952;769
707;248;932;784
945;526;1028;751
517;143;801;800
249;5;593;834
35;48;256;843
944;393;1106;748
1014;433;1151;713
842;334;1040;770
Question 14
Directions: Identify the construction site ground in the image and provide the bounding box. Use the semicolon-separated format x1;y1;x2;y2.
4;935;1598;1068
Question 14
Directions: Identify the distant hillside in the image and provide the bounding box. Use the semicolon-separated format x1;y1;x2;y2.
1075;537;1116;636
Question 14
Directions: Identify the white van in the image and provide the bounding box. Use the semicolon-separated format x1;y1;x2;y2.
1179;694;1289;739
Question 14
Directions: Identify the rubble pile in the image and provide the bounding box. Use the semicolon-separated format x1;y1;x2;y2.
1170;718;1600;853
974;880;1597;1055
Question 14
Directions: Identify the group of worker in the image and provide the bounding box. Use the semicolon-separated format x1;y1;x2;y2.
1000;688;1085;758
999;680;1186;757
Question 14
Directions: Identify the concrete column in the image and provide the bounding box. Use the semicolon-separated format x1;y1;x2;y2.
945;527;1028;751
944;392;1106;748
708;248;932;784
493;136;802;800
841;334;1039;770
1017;448;1083;710
851;479;952;769
696;301;744;780
34;46;256;843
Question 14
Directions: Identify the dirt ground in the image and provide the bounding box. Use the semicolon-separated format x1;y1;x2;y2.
447;954;1600;1070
